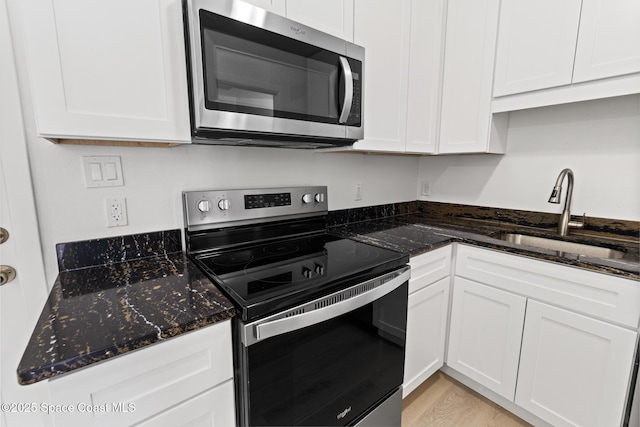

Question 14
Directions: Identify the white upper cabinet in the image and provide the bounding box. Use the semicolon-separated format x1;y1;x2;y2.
438;0;506;154
349;0;505;155
348;0;447;154
493;0;640;111
350;0;412;153
404;0;445;154
285;0;354;41
493;0;582;96
573;0;640;83
19;0;191;145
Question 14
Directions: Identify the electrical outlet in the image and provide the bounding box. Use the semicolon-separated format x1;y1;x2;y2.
355;184;363;201
421;180;431;196
106;197;128;227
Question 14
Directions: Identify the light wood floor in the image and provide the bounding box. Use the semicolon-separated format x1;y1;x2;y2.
402;372;532;427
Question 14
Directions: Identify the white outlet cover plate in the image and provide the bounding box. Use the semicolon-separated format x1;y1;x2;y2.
106;197;128;227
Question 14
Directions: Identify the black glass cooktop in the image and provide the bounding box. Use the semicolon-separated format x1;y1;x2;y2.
193;233;407;321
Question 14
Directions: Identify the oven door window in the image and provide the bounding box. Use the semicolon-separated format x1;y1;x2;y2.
243;282;407;426
199;10;360;125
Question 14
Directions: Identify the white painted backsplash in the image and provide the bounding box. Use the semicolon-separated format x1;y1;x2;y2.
418;94;640;221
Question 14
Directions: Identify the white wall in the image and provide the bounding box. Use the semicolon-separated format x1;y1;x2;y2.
25;141;419;283
417;95;640;221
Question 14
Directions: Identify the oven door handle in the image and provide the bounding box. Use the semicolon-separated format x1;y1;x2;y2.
245;266;410;346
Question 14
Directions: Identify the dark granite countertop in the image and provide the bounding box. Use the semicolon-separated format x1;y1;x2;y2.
329;209;640;281
18;205;639;385
17;230;235;385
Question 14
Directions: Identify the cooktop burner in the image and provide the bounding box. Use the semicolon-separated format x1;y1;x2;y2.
194;233;406;320
183;186;408;321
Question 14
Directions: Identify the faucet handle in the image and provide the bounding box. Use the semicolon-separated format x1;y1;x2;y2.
568;213;585;229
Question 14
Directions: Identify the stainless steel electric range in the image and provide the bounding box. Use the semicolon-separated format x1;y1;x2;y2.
183;186;410;427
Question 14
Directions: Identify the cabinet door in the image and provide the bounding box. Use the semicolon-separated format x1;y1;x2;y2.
403;277;450;398
438;0;501;154
241;0;286;15
20;0;191;144
134;380;236;427
351;0;411;152
404;0;445;154
493;0;582;96
516;300;637;427
48;320;233;427
573;0;640;83
285;0;354;41
446;277;526;401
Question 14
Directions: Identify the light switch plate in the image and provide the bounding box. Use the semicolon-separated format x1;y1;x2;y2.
355;184;363;201
421;180;431;196
82;156;124;188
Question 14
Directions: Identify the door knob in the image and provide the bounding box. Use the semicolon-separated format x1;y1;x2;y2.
0;227;8;244
0;265;16;286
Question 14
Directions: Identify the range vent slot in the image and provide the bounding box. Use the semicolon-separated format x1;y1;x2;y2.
285;308;305;317
313;281;378;311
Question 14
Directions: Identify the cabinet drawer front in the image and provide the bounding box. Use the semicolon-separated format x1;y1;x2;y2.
455;245;640;328
516;300;637;427
49;320;233;427
409;246;451;294
134;380;235;427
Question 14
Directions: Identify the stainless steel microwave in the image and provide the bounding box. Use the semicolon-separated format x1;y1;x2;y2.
183;0;365;148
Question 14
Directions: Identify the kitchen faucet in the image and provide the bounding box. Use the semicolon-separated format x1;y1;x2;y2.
548;168;584;236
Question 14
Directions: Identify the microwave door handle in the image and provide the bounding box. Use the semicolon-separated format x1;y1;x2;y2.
248;267;410;346
338;56;354;124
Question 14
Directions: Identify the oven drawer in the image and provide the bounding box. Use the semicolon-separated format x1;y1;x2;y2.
47;320;233;427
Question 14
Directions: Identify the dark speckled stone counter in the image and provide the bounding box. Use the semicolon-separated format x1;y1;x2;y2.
19;204;639;385
329;202;640;281
18;230;235;385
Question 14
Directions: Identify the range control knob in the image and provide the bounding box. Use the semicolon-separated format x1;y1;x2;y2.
197;200;211;213
302;267;314;279
302;193;313;204
314;264;324;275
218;199;230;210
314;193;325;203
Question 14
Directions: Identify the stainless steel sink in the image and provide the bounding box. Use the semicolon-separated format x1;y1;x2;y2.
499;233;626;260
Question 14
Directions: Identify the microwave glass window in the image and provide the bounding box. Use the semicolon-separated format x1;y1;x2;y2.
200;11;345;124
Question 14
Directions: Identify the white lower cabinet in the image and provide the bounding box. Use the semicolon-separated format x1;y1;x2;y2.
516;300;637;427
403;247;451;397
448;245;639;427
134;380;235;427
47;320;235;427
446;277;526;401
